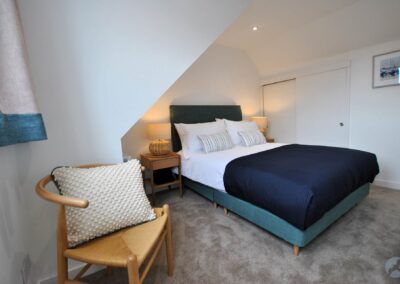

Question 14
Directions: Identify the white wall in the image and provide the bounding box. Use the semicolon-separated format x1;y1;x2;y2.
349;40;400;190
261;40;400;190
122;44;262;158
0;1;249;283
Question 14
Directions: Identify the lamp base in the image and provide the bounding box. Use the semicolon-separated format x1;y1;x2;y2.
149;139;171;156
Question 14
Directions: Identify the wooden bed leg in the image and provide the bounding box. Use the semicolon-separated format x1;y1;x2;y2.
213;202;218;208
293;245;299;256
224;208;228;215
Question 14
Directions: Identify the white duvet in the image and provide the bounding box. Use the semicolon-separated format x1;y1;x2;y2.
175;143;285;192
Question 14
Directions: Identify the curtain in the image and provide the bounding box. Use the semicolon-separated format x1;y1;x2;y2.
0;0;46;147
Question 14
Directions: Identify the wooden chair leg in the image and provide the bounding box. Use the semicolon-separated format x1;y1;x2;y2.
127;255;140;284
57;253;68;284
74;264;91;281
57;206;68;284
293;245;300;256
164;205;174;276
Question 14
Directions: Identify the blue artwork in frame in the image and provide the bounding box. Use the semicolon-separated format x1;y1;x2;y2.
373;49;400;88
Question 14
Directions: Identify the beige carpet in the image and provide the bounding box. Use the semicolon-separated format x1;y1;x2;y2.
84;185;400;284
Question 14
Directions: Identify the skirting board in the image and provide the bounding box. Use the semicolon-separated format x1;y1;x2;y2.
38;263;103;284
373;179;400;190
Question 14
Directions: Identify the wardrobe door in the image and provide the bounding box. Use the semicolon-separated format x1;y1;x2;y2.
263;79;296;143
295;67;350;147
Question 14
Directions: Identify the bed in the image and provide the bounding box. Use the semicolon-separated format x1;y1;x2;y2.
170;105;379;255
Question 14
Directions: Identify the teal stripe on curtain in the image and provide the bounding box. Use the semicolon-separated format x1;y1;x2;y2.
0;112;47;147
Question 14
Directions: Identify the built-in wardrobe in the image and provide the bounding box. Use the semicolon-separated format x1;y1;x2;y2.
263;64;350;147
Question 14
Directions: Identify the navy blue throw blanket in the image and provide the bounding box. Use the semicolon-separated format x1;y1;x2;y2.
223;144;379;230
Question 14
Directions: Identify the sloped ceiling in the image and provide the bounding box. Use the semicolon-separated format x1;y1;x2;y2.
218;0;400;77
18;0;251;159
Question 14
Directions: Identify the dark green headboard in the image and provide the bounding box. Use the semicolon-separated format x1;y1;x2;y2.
170;105;242;152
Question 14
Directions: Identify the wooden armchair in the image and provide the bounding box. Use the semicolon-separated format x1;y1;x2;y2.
36;165;173;284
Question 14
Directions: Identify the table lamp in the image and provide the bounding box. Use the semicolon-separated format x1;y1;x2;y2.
251;116;268;135
147;123;171;156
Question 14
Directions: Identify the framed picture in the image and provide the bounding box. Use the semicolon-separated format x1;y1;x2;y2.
373;49;400;88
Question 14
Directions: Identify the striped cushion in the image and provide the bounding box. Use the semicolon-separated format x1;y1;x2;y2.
238;130;266;146
198;131;234;154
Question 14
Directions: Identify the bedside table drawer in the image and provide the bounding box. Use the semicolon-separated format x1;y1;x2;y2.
150;156;180;170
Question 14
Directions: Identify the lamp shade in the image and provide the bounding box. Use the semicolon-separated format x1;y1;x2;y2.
147;123;171;140
251;116;268;130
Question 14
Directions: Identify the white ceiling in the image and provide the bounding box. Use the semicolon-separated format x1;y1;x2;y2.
217;0;400;77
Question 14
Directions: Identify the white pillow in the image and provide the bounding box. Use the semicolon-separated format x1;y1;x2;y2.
198;131;234;153
174;123;186;150
218;119;259;145
52;160;155;247
238;130;266;146
174;120;226;157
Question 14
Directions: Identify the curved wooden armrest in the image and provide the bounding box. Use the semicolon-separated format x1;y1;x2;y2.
36;175;89;208
153;204;170;218
36;163;142;208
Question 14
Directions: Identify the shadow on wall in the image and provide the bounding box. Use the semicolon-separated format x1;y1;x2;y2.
120;44;262;159
0;142;55;283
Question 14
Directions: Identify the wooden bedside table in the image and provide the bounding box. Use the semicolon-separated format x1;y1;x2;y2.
140;152;183;203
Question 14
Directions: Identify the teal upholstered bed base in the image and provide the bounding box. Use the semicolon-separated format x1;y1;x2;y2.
184;177;370;248
170;105;370;250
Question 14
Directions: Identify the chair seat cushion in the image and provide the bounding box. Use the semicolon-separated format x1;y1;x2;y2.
64;208;167;267
52;160;156;247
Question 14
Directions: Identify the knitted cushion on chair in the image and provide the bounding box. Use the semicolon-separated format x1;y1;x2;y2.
52;160;156;248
